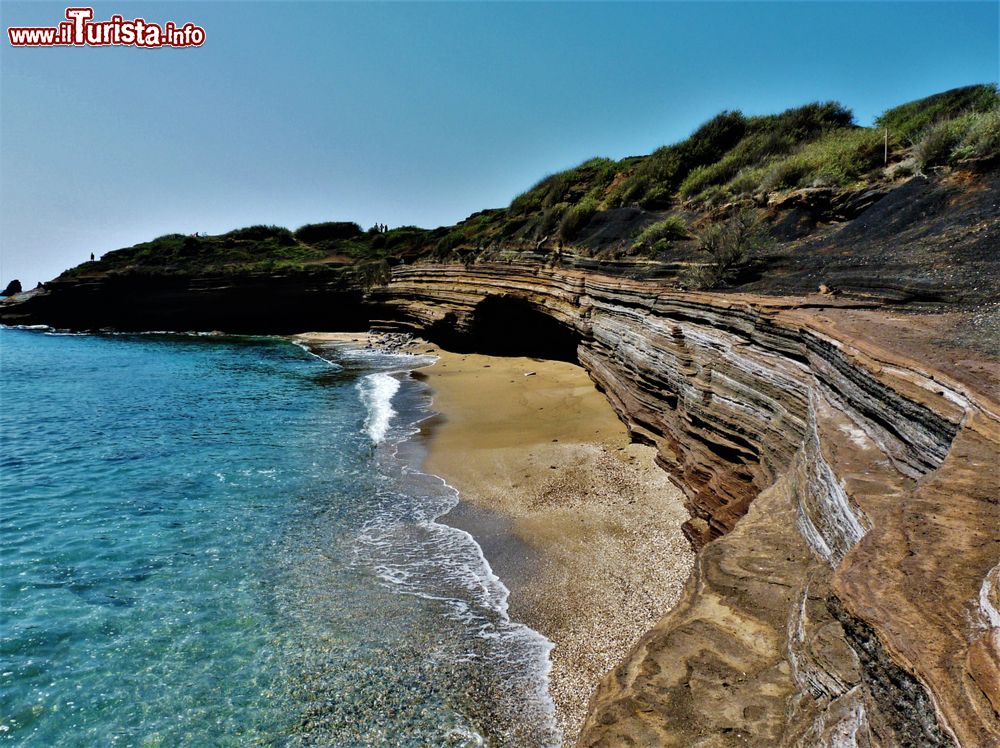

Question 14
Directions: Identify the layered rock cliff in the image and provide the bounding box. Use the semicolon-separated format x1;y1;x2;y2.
367;263;999;747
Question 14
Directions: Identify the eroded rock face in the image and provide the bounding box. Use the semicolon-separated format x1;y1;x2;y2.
373;263;1000;747
0;271;373;333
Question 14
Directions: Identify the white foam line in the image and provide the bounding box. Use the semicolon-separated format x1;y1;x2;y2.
353;366;562;745
290;340;344;370
358;372;402;444
1;323;54;331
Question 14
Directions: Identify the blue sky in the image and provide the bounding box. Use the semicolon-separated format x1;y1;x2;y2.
1;1;997;285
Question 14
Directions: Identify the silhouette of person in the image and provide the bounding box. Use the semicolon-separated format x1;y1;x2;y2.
90;253;95;261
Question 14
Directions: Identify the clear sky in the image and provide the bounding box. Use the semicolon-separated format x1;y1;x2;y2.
1;1;997;286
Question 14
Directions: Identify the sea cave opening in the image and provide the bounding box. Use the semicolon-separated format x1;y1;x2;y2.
465;295;581;363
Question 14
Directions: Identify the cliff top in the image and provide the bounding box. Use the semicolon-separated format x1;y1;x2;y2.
33;83;1000;307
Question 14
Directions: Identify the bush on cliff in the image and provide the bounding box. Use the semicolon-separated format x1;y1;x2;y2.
682;209;772;289
224;225;296;244
353;260;391;289
293;222;364;245
431;230;467;261
558;196;599;241
678;104;859;201
509;103;853;217
510;158;620;216
631;216;688;254
762;128;885;190
915;108;1000;169
610;111;749;208
876;83;1000;144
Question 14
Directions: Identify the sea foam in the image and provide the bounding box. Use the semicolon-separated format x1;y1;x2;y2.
358;372;401;443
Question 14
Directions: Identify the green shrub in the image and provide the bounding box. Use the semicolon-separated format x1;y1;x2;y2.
914;108;1000;168
953;108;1000;161
431;230;466;260
678;145;777;196
293;222;363;245
225;225;296;244
676;110;749;167
536;203;569;238
757;128;884;191
678;164;721;198
509;186;544;215
610;111;747;207
764;101;854;141
877;83;1000;143
695;184;731;208
636;181;674;209
354;260;391;289
510;157;620;215
760;158;813;191
558;197;598;241
677;105;853;198
383;226;431;252
682;208;772;289
631;216;688;253
726;164;772;196
914;117;969;168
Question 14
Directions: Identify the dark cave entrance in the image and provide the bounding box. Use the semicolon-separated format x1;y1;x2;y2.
465;295;580;363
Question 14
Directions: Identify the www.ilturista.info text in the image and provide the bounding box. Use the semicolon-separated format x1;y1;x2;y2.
7;7;205;48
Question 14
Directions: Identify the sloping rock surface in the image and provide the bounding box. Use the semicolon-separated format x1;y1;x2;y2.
374;264;1000;747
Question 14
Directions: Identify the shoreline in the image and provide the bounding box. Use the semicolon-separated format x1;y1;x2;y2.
413;345;695;742
292;332;696;743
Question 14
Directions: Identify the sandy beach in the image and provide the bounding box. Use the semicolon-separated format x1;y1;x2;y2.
416;345;694;742
293;332;696;743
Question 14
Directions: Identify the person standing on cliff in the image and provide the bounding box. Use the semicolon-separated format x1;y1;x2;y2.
90;253;94;261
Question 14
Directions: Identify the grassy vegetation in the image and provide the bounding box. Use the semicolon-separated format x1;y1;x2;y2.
510;158;621;216
293;221;364;244
86;228;326;274
914;108;1000;169
676;113;887;203
674;104;854;198
61;84;995;279
558;196;600;241
608;111;749;208
499;101;860;236
66;222;437;278
631;216;688;254
876;83;999;144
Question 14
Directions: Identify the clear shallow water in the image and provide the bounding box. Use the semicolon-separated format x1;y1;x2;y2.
0;328;559;747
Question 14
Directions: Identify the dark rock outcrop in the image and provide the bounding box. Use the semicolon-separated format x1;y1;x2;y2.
2;279;21;296
0;270;374;333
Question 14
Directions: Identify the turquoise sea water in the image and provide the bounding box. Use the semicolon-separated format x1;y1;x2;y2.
0;328;558;747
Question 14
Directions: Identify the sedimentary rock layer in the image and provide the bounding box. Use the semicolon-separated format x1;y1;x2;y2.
372;263;1000;747
0;270;372;333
